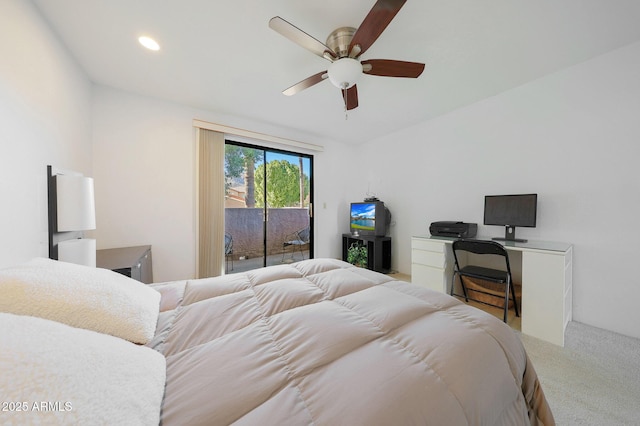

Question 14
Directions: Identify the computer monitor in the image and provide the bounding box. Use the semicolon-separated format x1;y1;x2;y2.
484;194;537;243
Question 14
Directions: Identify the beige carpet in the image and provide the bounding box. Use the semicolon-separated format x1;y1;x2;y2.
519;322;640;425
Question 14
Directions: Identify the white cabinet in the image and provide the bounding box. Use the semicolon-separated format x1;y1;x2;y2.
521;246;573;346
411;236;573;346
411;238;451;293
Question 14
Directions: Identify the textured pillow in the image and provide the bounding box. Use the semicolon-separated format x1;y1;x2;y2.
0;257;160;344
0;312;166;425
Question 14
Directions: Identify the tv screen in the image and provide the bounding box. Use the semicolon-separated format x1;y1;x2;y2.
350;201;388;236
484;194;537;242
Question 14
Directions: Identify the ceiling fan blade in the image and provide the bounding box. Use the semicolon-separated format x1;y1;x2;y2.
349;0;407;56
342;85;359;110
269;16;336;59
283;71;328;96
361;59;425;78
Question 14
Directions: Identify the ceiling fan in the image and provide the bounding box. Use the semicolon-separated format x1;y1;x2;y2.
269;0;425;111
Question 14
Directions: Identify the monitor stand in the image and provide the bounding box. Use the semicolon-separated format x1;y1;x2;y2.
492;237;529;243
491;225;528;243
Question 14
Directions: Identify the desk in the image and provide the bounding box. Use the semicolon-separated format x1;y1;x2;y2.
97;245;153;284
411;236;572;346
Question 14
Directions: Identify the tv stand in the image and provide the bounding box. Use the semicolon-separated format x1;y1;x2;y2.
342;234;391;273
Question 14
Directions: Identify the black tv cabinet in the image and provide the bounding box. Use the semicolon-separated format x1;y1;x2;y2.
342;234;392;274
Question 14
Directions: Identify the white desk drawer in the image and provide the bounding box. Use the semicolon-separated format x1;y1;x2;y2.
411;238;445;253
412;249;445;268
411;263;447;293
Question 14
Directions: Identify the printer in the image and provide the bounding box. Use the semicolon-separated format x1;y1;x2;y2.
429;221;478;238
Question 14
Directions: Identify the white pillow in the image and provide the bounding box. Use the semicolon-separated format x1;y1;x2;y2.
0;257;160;344
0;312;165;426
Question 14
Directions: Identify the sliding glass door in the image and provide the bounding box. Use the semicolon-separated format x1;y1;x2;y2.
224;141;313;273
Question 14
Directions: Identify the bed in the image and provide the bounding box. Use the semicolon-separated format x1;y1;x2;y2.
0;257;554;425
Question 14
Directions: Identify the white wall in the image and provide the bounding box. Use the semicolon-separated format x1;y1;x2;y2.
0;0;354;284
4;0;638;341
312;139;359;258
91;86;353;281
358;41;640;339
0;0;92;267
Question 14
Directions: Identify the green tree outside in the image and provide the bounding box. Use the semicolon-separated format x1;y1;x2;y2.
224;145;264;208
254;160;310;208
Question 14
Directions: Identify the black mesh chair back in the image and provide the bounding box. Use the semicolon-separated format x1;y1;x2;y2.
451;239;519;323
454;239;508;257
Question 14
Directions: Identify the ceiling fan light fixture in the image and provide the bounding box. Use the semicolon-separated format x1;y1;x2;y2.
327;58;362;89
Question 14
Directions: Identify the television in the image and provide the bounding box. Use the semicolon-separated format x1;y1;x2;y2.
350;201;390;237
484;193;537;243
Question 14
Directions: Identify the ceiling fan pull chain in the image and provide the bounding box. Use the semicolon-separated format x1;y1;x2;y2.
342;88;349;120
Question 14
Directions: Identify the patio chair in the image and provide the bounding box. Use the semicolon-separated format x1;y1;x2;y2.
225;233;234;272
281;226;310;262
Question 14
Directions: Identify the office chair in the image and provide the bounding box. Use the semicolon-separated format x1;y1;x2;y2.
450;239;520;323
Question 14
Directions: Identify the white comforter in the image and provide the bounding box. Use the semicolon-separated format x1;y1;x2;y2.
150;258;554;425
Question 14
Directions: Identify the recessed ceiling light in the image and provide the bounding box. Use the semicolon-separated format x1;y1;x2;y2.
138;36;160;51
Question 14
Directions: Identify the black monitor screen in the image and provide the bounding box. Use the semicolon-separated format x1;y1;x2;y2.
484;194;537;228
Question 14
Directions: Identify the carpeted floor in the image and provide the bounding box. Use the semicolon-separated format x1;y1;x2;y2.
519;322;640;425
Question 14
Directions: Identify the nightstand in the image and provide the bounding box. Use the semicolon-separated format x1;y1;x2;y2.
96;245;153;283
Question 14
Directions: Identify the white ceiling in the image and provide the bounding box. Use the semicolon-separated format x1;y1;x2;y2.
33;0;640;145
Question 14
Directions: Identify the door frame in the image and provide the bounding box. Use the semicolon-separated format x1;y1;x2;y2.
224;139;314;269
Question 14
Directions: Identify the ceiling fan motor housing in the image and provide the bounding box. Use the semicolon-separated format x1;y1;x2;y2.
326;27;357;58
